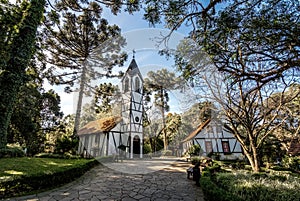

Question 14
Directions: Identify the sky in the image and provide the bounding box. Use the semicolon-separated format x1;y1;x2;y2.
44;5;198;116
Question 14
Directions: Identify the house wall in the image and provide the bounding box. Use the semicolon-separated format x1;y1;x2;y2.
184;121;244;160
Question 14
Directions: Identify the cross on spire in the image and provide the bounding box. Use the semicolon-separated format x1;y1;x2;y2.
133;49;136;59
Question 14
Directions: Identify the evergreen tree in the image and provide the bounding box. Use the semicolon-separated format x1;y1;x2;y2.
0;0;46;148
144;68;183;150
41;1;127;135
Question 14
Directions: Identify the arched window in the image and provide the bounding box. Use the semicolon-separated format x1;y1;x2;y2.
135;77;140;92
124;78;129;92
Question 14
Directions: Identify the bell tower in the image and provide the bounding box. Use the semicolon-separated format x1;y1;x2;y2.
121;57;143;158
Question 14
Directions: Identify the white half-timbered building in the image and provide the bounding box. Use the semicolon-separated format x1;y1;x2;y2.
182;119;244;160
78;58;144;159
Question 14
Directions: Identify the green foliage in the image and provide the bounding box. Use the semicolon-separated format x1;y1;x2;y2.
0;146;24;158
0;157;98;198
42;1;127;92
143;143;152;154
54;136;78;155
8;82;63;156
230;161;246;170
282;156;300;172
200;170;300;201
148;0;300;85
144;69;184;150
0;0;46;149
187;144;201;155
191;157;200;165
94;83;120;114
164;112;182;145
200;175;241;201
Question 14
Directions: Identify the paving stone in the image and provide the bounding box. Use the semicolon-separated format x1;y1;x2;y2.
8;158;205;201
122;197;136;201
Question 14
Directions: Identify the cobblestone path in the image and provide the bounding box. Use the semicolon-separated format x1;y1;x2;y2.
5;158;205;201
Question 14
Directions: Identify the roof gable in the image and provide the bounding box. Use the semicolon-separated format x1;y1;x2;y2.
182;119;211;142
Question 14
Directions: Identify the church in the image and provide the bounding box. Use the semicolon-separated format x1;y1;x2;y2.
77;58;144;159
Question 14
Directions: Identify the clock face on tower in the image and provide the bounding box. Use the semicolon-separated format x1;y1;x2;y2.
135;116;140;123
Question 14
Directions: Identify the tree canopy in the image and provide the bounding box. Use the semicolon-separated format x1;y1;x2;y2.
145;0;300;87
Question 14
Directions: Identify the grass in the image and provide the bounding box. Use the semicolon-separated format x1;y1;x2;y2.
0;157;98;198
200;169;300;201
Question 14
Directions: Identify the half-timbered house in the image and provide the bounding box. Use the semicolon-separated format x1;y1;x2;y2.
78;58;144;159
182;119;244;160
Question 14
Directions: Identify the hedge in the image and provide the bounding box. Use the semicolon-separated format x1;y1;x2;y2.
0;159;99;198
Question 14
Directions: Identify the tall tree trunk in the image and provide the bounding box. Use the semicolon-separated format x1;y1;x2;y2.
73;60;87;136
0;0;46;149
160;88;167;150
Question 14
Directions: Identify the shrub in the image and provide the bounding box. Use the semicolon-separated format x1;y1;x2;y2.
143;143;152;154
191;156;200;165
200;174;242;201
200;170;300;201
161;150;172;156
282;156;300;172
231;161;246;170
187;144;201;155
55;136;78;155
0;147;24;158
0;159;98;198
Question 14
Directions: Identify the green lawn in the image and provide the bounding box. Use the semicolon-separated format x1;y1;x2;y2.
0;157;98;198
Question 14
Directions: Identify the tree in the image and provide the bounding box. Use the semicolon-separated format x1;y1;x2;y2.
55;0;140;15
145;0;300;88
94;82;121;115
0;0;46;149
271;84;300;153
175;37;300;172
41;1;127;136
7;63;63;155
144;68;183;150
45;114;77;154
164;112;182;147
8;86;62;155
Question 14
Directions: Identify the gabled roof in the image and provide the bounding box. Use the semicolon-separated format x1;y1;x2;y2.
78;116;121;136
182;119;211;142
121;58;143;82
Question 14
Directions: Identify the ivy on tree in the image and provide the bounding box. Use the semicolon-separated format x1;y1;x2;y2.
0;0;46;149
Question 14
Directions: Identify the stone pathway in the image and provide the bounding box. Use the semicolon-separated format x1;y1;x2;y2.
5;158;205;201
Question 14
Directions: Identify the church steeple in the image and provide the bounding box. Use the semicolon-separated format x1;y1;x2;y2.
120;57;144;158
122;57;143;94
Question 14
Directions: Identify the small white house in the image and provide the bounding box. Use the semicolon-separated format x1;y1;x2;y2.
77;116;123;157
182;119;244;160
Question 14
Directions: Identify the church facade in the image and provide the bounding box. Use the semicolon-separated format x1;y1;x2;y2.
77;58;144;159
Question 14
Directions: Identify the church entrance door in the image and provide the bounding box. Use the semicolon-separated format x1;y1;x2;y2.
133;135;140;157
